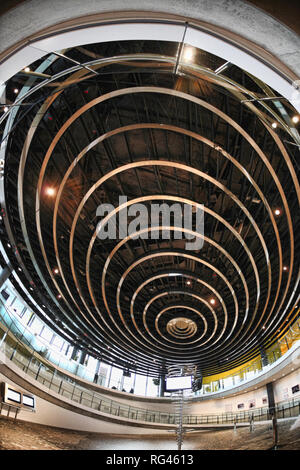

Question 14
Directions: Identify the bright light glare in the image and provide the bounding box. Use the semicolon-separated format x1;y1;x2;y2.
183;47;194;62
45;187;56;196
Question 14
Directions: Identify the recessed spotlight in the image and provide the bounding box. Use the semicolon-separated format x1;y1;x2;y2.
45;186;56;196
3;106;8;113
13;88;19;94
57;294;62;299
292;115;299;124
53;268;59;274
24;67;30;73
7;242;11;248
186;280;191;286
283;266;288;271
210;298;216;305
274;208;281;216
272;122;278;129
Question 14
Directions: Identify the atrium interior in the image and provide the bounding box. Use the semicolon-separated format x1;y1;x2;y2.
0;0;299;452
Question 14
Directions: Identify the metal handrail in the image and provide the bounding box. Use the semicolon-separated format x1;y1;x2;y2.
1;323;300;425
1;297;300;425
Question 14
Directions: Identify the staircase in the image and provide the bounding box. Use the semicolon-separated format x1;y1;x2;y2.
171;389;192;450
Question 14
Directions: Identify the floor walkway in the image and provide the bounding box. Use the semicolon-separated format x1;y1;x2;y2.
0;415;300;450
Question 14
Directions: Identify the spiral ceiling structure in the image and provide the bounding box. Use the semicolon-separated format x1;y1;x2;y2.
0;9;299;379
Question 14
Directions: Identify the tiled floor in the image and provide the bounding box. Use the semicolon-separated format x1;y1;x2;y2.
0;415;300;450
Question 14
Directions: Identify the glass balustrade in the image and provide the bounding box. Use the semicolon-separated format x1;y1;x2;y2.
0;282;299;401
1;314;300;426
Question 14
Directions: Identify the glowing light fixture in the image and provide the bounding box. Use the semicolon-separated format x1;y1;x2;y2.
45;187;56;196
183;47;194;62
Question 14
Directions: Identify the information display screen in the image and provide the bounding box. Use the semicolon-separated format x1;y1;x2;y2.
165;375;192;391
7;388;21;404
23;394;35;408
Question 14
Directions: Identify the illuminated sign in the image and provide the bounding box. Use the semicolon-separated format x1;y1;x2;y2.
7;388;21;404
165;375;192;391
1;382;35;410
22;394;35;408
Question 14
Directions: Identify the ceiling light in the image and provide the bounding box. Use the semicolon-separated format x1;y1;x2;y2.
45;186;56;196
186;280;191;286
13;88;19;94
3;106;8;113
283;266;288;271
210;298;216;305
274;208;281;216
53;268;59;274
183;47;194;62
292;115;299;124
271;122;278;129
24;67;30;73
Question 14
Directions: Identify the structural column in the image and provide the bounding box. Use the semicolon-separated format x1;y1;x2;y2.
159;374;166;397
266;382;276;416
0;263;13;289
260;346;269;367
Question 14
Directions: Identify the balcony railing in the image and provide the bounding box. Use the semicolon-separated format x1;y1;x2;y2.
1;308;300;426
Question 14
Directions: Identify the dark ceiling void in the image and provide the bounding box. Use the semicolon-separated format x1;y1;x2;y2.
1;39;299;378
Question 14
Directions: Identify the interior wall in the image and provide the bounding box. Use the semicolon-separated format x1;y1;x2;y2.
273;369;300;402
1;365;300;434
0;371;171;435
